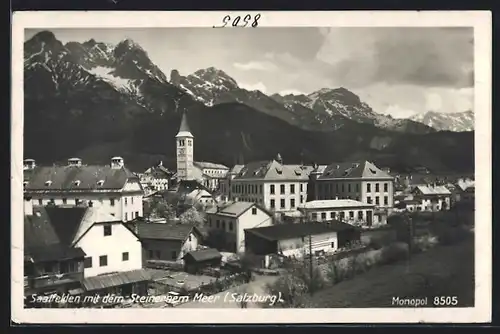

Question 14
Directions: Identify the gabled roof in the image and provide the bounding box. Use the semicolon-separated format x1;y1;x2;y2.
144;164;173;177
193;161;229;170
318;161;393;180
24;207;86;262
246;221;356;241
24;165;138;191
126;221;201;242
183;248;222;262
229;165;245;175
233;160;313;181
413;185;451;196
207;201;254;217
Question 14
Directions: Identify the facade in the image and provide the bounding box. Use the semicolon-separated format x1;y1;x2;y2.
298;199;376;226
24;201;86;305
308;161;395;224
127;221;202;263
23;157;144;222
411;185;452;211
193;161;230;191
140;161;174;195
206;201;274;253
244;221;361;259
224;156;314;216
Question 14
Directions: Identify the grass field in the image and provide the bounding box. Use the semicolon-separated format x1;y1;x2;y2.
307;235;474;308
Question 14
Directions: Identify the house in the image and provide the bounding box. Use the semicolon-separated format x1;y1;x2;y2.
224;155;315;217
140;161;175;195
394;199;422;212
298;199;376;226
206;201;274;253
168;179;217;211
411;185;452;211
219;164;245;202
126;220;203;263
24;199;86;305
183;248;222;275
23;156;144;222
244;221;361;265
175;112;229;191
308;161;395;224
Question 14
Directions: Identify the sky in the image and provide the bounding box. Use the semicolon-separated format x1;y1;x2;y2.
25;27;474;118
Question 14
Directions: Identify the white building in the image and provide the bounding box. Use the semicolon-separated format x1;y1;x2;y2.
412;185;452;211
140;161;174;194
298;199;376;226
206;202;274;253
223;155;314;217
23;157;144;222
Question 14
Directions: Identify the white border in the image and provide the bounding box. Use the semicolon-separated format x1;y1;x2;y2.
11;11;492;324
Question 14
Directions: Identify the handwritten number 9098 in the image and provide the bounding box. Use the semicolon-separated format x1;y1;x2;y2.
215;14;261;28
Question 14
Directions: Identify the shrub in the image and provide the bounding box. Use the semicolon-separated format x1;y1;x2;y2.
412;235;439;252
434;226;472;245
380;242;409;265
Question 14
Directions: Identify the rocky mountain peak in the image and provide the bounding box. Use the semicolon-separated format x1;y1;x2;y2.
170;69;181;86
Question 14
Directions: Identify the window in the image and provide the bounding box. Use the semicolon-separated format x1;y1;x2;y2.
300;195;304;203
188;140;192;147
330;212;335;219
222;221;226;229
270;185;275;194
280;199;285;209
110;198;115;206
367;196;372;204
131;197;134;204
135;211;139;218
99;255;108;267
375;183;380;192
171;251;177;260
356;184;360;192
259;185;263;194
189;234;192;241
331;241;335;248
125;198;128;206
216;220;220;228
84;257;92;268
340;212;345;220
367;183;371;192
125;213;128;221
290;198;295;208
300;184;304;192
349;211;354;218
375;197;380;205
155;250;161;259
122;252;129;261
280;184;285;194
341;184;345;192
290;184;295;194
358;211;363;219
229;222;233;231
103;225;112;236
251;207;257;215
348;184;351;192
384;183;389;192
321;212;326;220
148;250;153;259
38;199;43;205
62;198;67;205
270;199;275;209
384;196;389;205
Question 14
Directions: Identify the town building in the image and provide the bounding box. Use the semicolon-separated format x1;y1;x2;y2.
126;220;203;263
298;199;376;226
24;199;86;305
224;155;314;217
206;201;274;253
411;185;452;211
308;161;394;224
244;221;361;264
219;164;244;202
140;161;175;195
23;157;144;222
183;248;223;275
175;112;229;191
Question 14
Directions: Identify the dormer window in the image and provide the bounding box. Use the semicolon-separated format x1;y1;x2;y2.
45;180;52;186
23;181;28;188
74;180;81;187
97;180;105;187
275;167;283;174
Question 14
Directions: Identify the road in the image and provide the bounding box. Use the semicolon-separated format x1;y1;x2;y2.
177;274;279;308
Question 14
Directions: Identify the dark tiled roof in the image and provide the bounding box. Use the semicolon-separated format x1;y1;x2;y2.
233;160;313;181
318;161;393;180
183;248;222;262
45;206;88;246
82;269;151;291
24;165;137;191
246;221;356;241
24;207;86;262
127;221;197;241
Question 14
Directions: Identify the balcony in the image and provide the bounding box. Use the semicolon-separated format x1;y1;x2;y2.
29;272;83;290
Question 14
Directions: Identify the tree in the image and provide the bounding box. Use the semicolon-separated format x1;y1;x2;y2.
147;198;176;220
179;207;205;227
265;273;309;308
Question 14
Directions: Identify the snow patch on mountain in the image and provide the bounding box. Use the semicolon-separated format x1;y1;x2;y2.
410;110;474;132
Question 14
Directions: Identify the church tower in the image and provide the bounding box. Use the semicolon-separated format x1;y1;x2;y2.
176;112;194;181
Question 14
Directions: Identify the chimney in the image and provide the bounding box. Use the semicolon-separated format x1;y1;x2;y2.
68;158;82;167
24;196;33;216
276;153;283;165
111;156;124;169
23;159;36;170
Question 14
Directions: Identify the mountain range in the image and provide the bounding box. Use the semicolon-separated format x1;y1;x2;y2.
22;31;474;173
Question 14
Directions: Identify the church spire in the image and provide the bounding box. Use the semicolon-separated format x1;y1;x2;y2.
176;112;193;138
